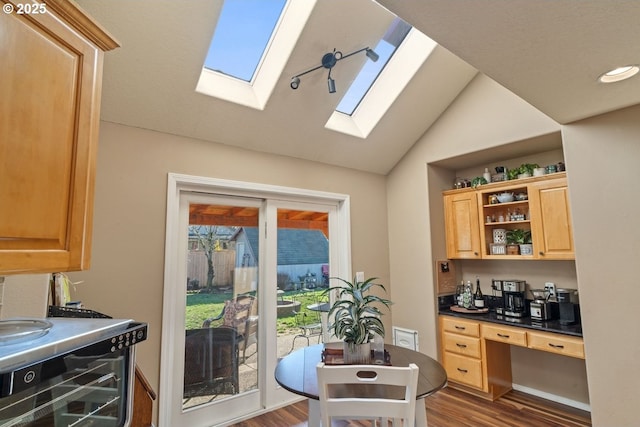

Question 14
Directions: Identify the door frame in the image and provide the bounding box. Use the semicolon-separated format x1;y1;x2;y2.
159;173;352;425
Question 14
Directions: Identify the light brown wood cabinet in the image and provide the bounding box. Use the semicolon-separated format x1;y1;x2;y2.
443;172;575;260
440;316;485;390
440;314;585;400
443;191;481;259
528;178;575;259
0;0;118;274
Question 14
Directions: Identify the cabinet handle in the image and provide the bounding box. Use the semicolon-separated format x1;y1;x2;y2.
497;333;510;339
539;251;544;256
549;343;565;349
456;343;467;348
474;252;479;256
457;368;468;373
454;326;466;330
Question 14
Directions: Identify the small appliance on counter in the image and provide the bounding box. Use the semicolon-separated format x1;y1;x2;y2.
530;288;557;321
557;288;580;325
496;279;528;317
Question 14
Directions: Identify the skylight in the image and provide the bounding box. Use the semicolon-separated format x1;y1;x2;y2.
336;18;412;115
196;0;316;110
204;0;286;82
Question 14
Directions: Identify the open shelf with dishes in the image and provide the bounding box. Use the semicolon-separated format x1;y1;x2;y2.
479;185;533;259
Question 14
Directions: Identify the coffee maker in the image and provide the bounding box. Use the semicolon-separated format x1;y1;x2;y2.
496;280;527;317
557;288;580;325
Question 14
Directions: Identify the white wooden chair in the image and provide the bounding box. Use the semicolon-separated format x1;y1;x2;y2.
316;362;419;427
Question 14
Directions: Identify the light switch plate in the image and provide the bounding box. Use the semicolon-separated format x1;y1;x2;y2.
355;271;365;282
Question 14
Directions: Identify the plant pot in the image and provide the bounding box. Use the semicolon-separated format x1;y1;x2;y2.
519;244;533;255
506;244;520;255
517;172;531;179
343;341;371;364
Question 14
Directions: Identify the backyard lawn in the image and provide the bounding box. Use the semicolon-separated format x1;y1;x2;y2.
185;289;326;335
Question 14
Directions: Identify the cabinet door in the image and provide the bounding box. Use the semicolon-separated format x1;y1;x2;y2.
443;192;481;259
528;178;575;260
0;3;115;273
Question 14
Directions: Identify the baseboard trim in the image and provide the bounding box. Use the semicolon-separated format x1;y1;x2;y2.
512;383;591;412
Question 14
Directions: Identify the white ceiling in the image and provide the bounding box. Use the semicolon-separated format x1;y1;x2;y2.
77;0;640;175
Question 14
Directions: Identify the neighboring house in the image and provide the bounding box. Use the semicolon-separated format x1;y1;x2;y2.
231;227;329;290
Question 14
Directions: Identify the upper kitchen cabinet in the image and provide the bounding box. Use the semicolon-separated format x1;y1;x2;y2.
0;0;118;274
443;190;481;259
443;173;574;260
528;177;574;259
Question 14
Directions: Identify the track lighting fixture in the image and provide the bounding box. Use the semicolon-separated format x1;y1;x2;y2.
290;47;379;93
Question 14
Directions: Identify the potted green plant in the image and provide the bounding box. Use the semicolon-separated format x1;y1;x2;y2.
322;276;392;363
506;228;532;255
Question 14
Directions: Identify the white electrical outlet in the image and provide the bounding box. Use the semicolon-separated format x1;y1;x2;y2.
544;282;556;300
355;271;365;282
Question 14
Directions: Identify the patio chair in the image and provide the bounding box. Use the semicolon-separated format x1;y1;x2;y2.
289;301;323;353
202;294;257;362
183;326;239;398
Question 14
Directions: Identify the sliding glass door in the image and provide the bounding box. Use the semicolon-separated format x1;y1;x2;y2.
160;175;351;426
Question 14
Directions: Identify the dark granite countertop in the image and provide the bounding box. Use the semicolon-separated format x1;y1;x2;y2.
439;307;583;337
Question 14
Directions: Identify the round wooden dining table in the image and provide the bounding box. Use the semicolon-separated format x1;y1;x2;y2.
275;343;448;427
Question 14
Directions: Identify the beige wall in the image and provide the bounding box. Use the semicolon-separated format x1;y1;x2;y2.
562;104;640;426
66;121;391;410
387;73;594;407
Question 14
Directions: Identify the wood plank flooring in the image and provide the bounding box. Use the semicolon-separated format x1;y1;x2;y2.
232;387;591;427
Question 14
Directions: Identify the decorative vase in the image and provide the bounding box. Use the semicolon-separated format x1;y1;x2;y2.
343;341;371;364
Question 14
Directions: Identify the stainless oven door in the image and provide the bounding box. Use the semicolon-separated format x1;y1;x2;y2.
0;345;136;427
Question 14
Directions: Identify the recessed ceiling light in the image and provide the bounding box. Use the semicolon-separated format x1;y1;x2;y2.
598;65;640;83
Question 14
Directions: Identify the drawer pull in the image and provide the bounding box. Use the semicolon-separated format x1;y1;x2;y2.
457;368;468;373
456;343;467;348
548;343;565;349
497;333;510;339
454;326;466;330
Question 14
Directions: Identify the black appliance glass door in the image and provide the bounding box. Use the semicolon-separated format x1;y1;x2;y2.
0;346;134;427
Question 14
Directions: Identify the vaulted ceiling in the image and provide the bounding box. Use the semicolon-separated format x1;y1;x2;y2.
77;0;640;175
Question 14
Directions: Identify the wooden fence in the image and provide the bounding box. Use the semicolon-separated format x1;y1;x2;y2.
187;249;235;289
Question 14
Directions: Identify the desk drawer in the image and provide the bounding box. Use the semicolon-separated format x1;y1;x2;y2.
441;316;480;337
443;352;483;390
527;331;585;359
443;332;481;358
482;324;527;347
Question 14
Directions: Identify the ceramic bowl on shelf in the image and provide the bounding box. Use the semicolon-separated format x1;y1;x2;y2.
515;193;528;201
496;192;514;203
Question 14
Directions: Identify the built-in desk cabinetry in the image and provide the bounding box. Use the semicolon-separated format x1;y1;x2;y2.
439;314;584;400
443;172;574;260
0;0;118;274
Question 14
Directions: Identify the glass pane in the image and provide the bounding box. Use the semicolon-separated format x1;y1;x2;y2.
274;209;330;359
183;204;259;410
204;0;287;81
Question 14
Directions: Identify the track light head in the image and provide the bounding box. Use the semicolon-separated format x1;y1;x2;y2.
290;76;300;90
365;48;379;62
327;77;336;93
